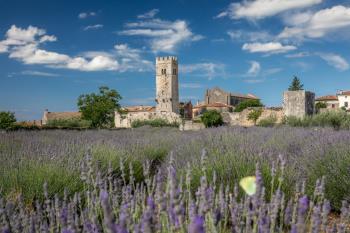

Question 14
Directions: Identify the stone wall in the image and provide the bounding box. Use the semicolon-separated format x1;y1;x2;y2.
222;107;284;127
205;87;230;105
115;111;181;128
179;120;205;131
283;90;315;118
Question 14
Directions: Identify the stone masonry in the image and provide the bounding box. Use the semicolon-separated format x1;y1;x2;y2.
156;56;179;114
283;90;315;118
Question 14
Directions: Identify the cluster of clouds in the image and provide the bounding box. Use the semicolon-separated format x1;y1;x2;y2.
119;9;204;53
219;0;350;71
0;25;152;72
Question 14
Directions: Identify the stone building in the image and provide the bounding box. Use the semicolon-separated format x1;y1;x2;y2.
283;90;315;118
42;109;81;125
156;56;179;113
205;87;259;106
115;56;181;128
315;95;339;110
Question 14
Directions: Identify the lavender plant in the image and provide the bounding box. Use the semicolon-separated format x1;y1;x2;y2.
0;152;349;233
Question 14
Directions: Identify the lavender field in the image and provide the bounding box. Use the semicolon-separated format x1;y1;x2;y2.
1;126;350;232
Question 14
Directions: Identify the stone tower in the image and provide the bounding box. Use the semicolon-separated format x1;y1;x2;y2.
155;56;179;113
283;90;315;118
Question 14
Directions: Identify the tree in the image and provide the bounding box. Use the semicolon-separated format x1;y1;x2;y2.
234;99;263;112
315;102;327;113
200;110;223;128
77;86;122;128
247;108;263;125
288;76;304;91
0;111;16;129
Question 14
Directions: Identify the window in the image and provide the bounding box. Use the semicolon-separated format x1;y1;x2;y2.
173;69;177;75
332;104;335;108
161;69;166;75
345;102;348;107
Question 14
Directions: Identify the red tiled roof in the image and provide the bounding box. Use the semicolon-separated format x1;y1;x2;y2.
123;106;156;112
315;95;338;101
338;91;350;96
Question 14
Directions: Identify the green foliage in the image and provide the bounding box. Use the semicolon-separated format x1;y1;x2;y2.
0;111;16;129
247;108;263;125
234;99;263;112
283;111;350;130
77;86;122;128
131;118;179;128
257;115;277;127
315;102;327;112
288;76;304;91
46;118;92;128
200;110;223;128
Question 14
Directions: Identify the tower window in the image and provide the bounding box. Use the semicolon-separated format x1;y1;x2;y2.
173;69;177;75
161;69;167;75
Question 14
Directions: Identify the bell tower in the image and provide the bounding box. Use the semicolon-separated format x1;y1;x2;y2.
155;56;179;113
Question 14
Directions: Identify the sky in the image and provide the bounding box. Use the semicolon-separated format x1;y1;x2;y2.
1;0;350;120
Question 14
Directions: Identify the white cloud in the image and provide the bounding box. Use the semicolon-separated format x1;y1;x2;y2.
279;5;350;39
0;25;152;72
217;0;322;20
119;18;203;53
228;30;273;42
78;12;96;19
83;24;104;31
21;70;59;77
242;42;297;54
247;61;261;76
317;53;349;71
180;63;226;80
137;9;159;19
180;83;203;89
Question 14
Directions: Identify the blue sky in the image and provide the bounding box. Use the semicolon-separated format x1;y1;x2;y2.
1;0;350;120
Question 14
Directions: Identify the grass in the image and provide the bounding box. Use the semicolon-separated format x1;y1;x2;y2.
1;126;350;210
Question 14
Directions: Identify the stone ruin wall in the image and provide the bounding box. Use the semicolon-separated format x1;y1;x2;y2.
283;90;315;118
115;111;181;128
222;107;284;127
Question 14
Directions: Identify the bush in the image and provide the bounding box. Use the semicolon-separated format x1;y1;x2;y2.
257;115;277;127
315;102;327;112
46;118;92;128
131;118;179;128
247;108;263;125
0;111;16;129
234;99;263;112
283;111;350;130
200;110;223;128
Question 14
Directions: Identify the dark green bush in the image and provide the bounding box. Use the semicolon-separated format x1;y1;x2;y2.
131;118;179;128
234;99;263;112
46;118;92;128
0;111;16;129
200;110;223;128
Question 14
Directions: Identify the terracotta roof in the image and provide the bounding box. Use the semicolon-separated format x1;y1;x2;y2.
123;105;156;112
230;92;259;99
193;102;232;109
46;112;81;120
316;95;338;101
338;91;350;96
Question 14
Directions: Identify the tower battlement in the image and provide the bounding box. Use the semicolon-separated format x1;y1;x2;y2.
156;56;178;62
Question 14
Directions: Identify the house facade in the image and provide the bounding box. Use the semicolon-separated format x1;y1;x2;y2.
337;91;350;110
315;95;339;110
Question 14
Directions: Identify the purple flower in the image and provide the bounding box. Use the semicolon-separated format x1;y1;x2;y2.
188;216;205;233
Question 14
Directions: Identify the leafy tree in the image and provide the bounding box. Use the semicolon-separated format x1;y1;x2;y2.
200;110;223;128
77;86;122;128
288;76;304;91
234;99;263;112
247;108;263;125
315;102;327;113
0;111;16;129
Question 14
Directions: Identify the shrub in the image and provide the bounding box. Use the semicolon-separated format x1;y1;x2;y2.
257;115;277;127
200;110;223;128
46;118;92;128
247;108;263;125
131;118;179;128
315;101;327;112
234;99;263;112
0;111;16;129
